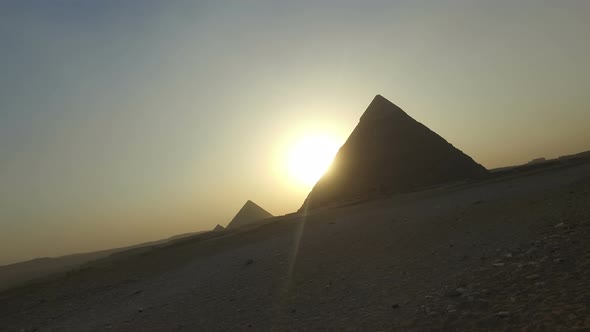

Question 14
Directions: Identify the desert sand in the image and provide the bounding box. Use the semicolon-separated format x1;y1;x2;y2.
1;161;589;331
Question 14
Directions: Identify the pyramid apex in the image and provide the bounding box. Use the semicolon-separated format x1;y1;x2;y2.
371;94;395;104
226;200;273;229
361;94;405;122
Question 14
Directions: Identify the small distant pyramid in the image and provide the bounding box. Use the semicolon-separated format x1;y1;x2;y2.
226;200;273;229
213;224;225;231
300;95;488;211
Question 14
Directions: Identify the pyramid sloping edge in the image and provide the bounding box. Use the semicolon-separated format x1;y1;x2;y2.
299;95;489;211
226;200;273;229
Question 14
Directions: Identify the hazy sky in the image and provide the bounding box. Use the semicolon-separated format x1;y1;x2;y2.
1;1;589;265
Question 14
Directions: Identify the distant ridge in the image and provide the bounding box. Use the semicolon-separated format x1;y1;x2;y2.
300;95;489;211
0;230;204;291
226;200;273;229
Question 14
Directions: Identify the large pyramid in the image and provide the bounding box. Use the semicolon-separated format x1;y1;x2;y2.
300;95;488;211
226;200;273;229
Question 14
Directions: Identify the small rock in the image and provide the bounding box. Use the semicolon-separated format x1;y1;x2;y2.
539;256;548;263
496;311;510;318
554;222;565;228
504;253;513;258
290;308;296;313
245;259;254;266
391;303;400;309
492;262;505;267
446;289;462;298
553;258;565;263
446;304;456;313
526;274;540;280
534;281;546;287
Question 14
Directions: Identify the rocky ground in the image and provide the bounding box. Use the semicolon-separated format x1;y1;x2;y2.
410;174;590;331
1;163;589;331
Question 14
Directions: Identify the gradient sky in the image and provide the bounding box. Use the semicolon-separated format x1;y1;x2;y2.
1;0;589;265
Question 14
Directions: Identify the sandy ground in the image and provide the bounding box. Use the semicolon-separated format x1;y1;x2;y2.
1;163;590;331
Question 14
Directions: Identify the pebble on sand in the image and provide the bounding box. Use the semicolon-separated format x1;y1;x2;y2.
496;311;510;318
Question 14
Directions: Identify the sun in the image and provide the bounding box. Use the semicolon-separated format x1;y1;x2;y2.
287;133;341;187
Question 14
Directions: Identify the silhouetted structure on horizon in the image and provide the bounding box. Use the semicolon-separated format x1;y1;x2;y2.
300;95;488;211
226;200;273;229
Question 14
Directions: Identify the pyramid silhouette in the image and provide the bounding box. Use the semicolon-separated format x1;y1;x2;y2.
212;224;225;231
226;200;273;229
300;95;488;211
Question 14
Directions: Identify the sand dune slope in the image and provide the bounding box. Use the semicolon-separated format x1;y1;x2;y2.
1;163;589;331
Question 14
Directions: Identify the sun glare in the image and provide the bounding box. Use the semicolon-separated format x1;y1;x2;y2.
287;134;341;187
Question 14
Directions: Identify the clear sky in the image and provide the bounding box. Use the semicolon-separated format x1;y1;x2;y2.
1;0;589;265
